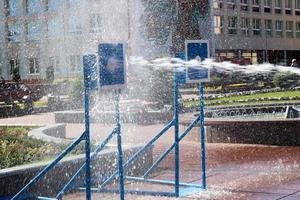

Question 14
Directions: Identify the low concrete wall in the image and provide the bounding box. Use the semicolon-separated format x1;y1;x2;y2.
28;124;71;144
180;118;300;146
0;145;153;198
54;110;172;124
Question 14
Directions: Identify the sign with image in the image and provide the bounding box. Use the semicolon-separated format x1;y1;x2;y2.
98;43;126;89
185;40;210;83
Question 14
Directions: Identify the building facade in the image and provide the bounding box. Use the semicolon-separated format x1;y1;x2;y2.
1;0;300;82
0;0;130;82
213;0;300;64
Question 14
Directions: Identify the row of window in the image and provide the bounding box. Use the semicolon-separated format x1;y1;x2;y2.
214;0;300;15
8;55;82;76
215;16;300;38
6;14;101;42
4;0;79;17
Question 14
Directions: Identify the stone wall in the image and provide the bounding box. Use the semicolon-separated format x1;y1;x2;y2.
180;118;300;146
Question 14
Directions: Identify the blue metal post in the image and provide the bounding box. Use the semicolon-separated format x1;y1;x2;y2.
173;69;180;196
199;82;206;189
83;56;92;200
115;90;125;200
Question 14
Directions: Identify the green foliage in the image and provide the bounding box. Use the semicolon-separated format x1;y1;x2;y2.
0;127;48;168
273;72;300;88
0;127;85;169
68;78;83;108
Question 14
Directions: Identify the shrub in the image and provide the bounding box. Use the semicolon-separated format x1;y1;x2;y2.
68;78;84;108
273;72;299;88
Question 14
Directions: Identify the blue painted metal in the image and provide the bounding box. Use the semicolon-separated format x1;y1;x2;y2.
114;90;125;200
11;133;86;200
199;82;206;189
142;116;200;178
178;116;200;142
125;176;202;188
56;129;117;199
83;56;92;200
173;69;180;197
78;187;177;197
37;197;58;200
142;142;176;178
99;120;174;189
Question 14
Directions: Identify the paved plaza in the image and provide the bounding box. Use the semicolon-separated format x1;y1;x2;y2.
1;112;300;199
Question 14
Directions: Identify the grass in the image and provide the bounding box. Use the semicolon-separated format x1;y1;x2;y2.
183;90;300;107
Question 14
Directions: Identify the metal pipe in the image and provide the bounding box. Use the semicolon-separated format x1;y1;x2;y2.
142;142;176;178
56;129;116;199
99;120;174;189
199;83;206;189
125;176;202;188
178;116;200;142
173;70;180;197
11;133;86;200
114;90;124;200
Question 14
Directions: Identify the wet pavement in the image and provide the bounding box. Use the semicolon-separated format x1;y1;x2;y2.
1;112;300;199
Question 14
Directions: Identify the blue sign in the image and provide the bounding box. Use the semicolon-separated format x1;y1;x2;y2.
83;54;97;90
185;40;210;83
98;43;126;89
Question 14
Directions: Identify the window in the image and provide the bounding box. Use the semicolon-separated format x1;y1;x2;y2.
66;0;80;8
90;14;101;32
296;22;300;38
9;59;19;75
265;19;273;37
227;0;236;9
285;0;292;14
26;20;40;40
275;0;282;14
214;16;224;34
46;0;60;11
296;0;300;15
28;57;40;74
253;18;261;35
47;17;62;37
68;16;82;34
241;17;250;36
264;0;271;12
240;0;248;10
26;0;41;14
275;20;283;37
49;56;60;73
228;16;237;34
7;21;20;42
68;55;81;72
5;0;19;16
213;0;223;8
286;21;293;38
252;0;260;12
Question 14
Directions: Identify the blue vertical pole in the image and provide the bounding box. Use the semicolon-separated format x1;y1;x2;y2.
83;62;91;200
199;82;206;190
173;69;180;196
115;89;125;200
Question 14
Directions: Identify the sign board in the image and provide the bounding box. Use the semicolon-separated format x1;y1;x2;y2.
185;40;210;83
83;54;98;90
98;43;126;89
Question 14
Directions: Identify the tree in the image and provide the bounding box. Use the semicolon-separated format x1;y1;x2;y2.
140;0;208;52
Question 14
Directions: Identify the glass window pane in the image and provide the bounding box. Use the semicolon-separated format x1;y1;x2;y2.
27;20;40;40
7;21;20;42
47;0;60;11
7;0;19;16
27;0;41;14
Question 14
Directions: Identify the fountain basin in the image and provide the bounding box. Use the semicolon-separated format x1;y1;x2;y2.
0;144;153;198
180;117;300;146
